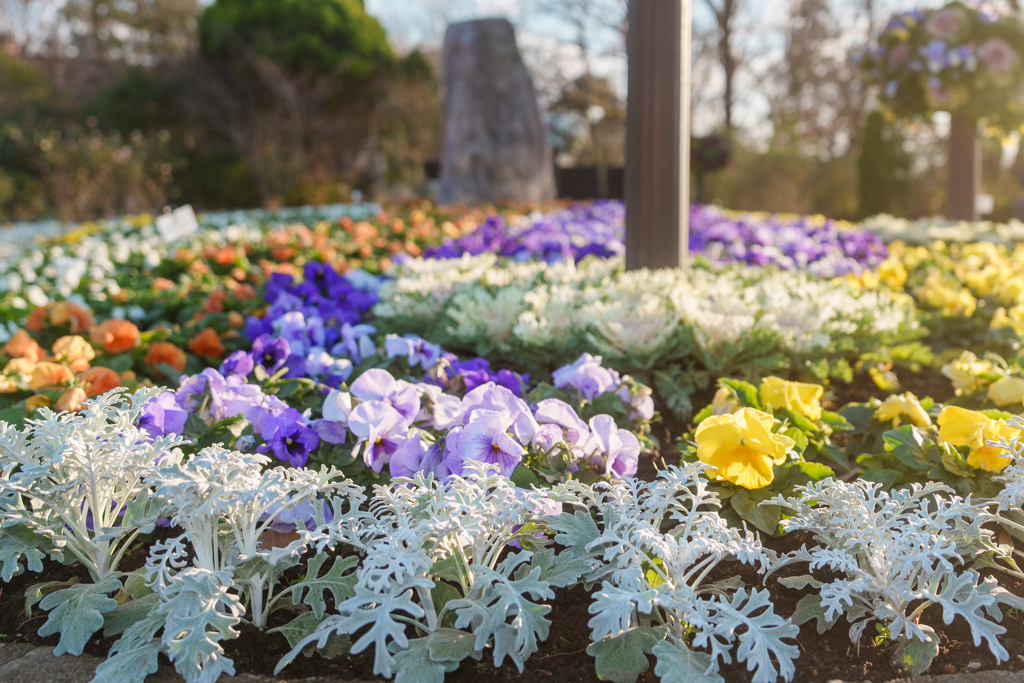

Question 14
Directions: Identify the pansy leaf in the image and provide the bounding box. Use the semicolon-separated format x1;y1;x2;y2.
720;379;761;410
733;489;782;535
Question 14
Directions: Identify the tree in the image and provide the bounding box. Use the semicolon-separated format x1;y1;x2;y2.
858;110;910;217
61;0;201;64
199;0;393;79
697;0;742;133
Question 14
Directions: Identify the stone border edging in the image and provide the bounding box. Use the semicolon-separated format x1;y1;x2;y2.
1;644;1023;683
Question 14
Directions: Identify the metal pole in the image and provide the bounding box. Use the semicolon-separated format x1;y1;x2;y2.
625;0;691;271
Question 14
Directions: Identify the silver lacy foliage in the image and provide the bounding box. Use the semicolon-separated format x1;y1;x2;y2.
277;461;582;681
547;463;798;683
769;479;1023;675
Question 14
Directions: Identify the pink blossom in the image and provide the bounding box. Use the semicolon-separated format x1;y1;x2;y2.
925;7;966;40
978;38;1016;73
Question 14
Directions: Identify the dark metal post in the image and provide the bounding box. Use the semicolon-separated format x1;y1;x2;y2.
948;114;980;221
625;0;691;270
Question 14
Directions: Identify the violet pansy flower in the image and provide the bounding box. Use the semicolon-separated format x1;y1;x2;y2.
585;414;640;479
139;392;188;438
252;334;290;374
349;400;409;473
350;369;420;424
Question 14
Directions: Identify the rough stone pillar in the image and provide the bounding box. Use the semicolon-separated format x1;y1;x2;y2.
438;19;556;205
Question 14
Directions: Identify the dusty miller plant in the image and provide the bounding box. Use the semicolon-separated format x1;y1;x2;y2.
992;415;1024;542
93;446;366;683
277;460;586;683
768;479;1024;676
546;462;798;683
0;387;185;656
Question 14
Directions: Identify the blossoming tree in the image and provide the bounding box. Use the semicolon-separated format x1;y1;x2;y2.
861;2;1024;220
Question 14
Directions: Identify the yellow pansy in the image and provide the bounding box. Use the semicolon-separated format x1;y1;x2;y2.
991;306;1024;337
695;408;796;489
941;351;997;396
987;376;1024;408
25;395;52;412
877;256;908;290
759;376;824;421
915;276;977;317
875;393;931;428
711;386;739;415
937;406;1018;473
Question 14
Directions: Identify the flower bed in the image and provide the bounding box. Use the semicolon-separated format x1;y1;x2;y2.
0;199;1023;683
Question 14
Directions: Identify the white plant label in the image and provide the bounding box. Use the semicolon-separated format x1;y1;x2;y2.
156;205;199;242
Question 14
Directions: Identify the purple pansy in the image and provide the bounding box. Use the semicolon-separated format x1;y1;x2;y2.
220;350;254;378
350;369;421;424
252;334;290;374
586;414;640;479
139;392;189;438
450;411;525;477
385;334;444;370
348;400;409;473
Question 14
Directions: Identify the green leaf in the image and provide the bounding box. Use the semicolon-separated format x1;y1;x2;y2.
941;450;974;478
652;639;722;683
720;378;761;410
839;404;878;431
123;569;154;600
783;428;808;457
789;594;834;635
38;575;122;656
103;594;159;637
858;468;900;489
291;555;358;620
430;555;465;585
819;442;850;469
780;407;819;434
820;410;853;431
156;362;182;383
587;627;662;683
269;612;327;649
510;464;541;489
731;489;782;535
892;629;939;677
431;582;463;628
